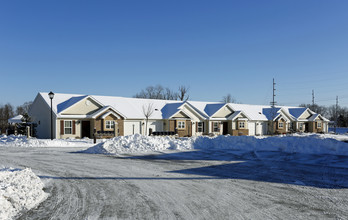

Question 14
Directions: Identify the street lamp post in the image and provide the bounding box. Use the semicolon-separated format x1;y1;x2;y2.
48;91;54;140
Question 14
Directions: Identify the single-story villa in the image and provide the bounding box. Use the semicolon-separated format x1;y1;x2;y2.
29;92;329;139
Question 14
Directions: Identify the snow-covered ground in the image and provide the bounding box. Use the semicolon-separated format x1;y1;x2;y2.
1;146;347;219
1;133;348;219
82;133;348;156
0;135;97;148
0;167;48;220
329;127;348;134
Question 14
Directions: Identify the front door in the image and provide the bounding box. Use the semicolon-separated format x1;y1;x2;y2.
223;122;228;135
81;121;91;138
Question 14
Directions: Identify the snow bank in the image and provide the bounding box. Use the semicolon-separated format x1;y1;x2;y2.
0;135;94;147
83;134;348;156
83;134;194;155
0;167;48;220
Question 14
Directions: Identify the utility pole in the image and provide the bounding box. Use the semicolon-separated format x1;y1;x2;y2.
335;96;338;133
270;78;277;135
312;90;315;107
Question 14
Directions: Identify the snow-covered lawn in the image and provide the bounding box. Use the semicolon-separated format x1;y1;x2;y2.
0;167;48;220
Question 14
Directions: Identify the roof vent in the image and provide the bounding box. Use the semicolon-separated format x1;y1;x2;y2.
258;112;262;114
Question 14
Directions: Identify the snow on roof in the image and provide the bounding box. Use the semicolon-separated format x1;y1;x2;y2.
230;103;269;121
8;115;23;124
37;92;320;121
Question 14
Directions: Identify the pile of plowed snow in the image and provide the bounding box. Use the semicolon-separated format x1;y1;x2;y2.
83;134;348;156
0;167;48;220
83;134;194;154
0;135;94;147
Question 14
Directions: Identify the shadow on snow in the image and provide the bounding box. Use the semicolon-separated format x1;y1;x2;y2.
122;149;348;189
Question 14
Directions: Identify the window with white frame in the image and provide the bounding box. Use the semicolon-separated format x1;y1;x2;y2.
105;120;115;129
178;121;185;129
64;120;72;134
238;121;245;129
197;122;203;132
213;122;219;132
317;122;322;128
278;122;284;128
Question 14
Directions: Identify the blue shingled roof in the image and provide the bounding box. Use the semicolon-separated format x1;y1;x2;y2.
288;108;307;119
204;103;225;117
262;107;281;120
57;95;88;113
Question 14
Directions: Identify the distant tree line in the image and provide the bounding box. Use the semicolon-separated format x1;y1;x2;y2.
0;101;32;133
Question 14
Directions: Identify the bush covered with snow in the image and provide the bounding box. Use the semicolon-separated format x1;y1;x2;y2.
0;167;48;220
83;134;348;156
0;135;94;147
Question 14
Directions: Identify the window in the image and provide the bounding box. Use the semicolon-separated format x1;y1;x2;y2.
105;120;115;129
278;122;284;128
213;122;219;132
64;120;72;134
178;121;185;129
317;122;322;128
197;122;203;132
299;123;303;130
239;121;245;129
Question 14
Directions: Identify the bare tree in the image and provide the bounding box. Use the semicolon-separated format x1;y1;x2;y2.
16;101;33;115
134;85;178;100
222;94;236;103
142;103;154;135
0;103;14;134
178;85;189;101
163;88;178;100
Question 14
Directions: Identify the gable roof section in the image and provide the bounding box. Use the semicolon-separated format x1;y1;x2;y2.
90;105;126;119
57;95;88;113
204;103;226;117
262;107;282;120
308;113;330;122
161;102;184;119
288;107;307;119
209;103;235;118
227;111;251;121
161;102;207;120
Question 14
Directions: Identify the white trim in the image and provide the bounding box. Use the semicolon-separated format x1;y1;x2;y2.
168;102;206;120
64;120;72;134
101;111;120;119
90;106;126;119
177;121;186;129
227;111;251;121
58;115;90;119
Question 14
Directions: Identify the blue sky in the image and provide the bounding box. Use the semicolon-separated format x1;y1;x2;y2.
1;0;348;107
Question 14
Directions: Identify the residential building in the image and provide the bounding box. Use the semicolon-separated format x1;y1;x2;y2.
29;92;329;139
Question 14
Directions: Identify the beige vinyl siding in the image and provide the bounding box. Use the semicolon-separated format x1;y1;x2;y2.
62;98;102;115
213;106;234;118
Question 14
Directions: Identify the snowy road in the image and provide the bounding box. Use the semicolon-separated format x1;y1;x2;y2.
1;147;348;219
